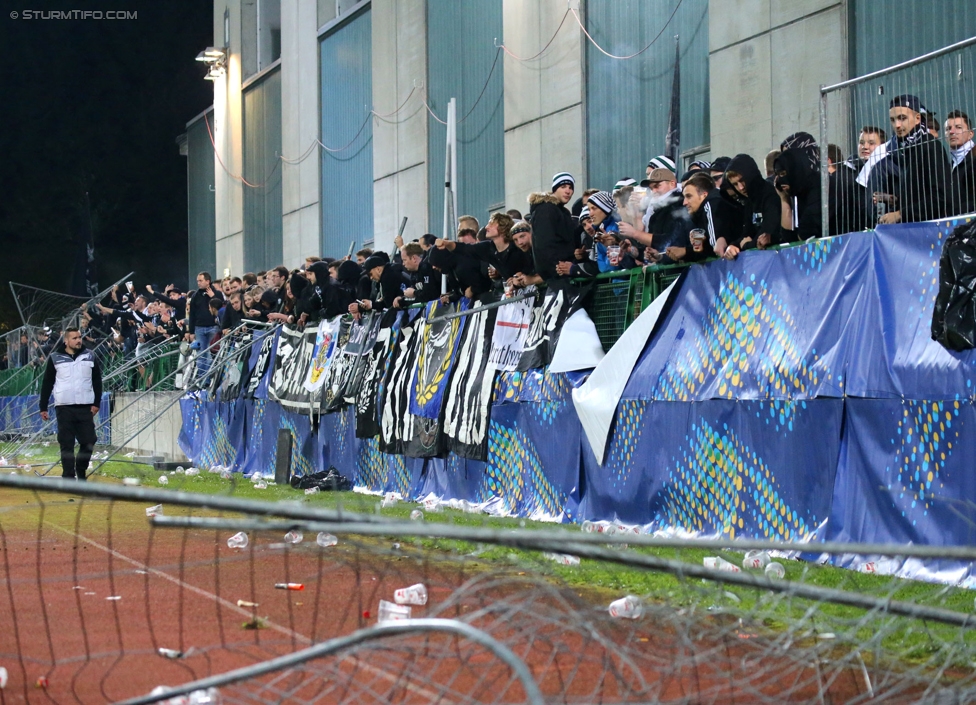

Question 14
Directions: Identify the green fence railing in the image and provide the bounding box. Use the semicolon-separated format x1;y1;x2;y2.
582;262;692;350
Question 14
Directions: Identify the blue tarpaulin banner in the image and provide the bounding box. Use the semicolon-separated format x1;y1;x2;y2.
172;219;976;583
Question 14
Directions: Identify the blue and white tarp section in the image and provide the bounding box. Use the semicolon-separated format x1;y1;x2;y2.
177;218;976;584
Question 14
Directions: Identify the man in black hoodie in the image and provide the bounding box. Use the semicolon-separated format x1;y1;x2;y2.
528;172;579;280
877;94;951;224
773;148;822;242
724;154;783;259
349;255;411;313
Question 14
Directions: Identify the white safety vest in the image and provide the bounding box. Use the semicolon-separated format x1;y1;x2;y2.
50;350;96;406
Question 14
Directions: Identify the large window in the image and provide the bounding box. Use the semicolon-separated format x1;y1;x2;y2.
186;109;216;286
585;0;709;188
242;0;282;80
319;6;373;256
427;0;504;232
242;69;283;271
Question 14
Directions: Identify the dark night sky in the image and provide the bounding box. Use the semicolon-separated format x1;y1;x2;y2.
0;2;214;329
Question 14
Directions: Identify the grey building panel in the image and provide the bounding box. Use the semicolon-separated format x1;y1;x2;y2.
320;6;373;256
427;0;504;231
844;0;976;152
243;68;284;272
186;110;217;287
585;0;709;189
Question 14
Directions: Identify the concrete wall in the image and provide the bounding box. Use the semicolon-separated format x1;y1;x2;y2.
112;392;187;461
213;1;245;278
503;0;585;210
371;0;428;253
280;0;322;267
708;0;848;162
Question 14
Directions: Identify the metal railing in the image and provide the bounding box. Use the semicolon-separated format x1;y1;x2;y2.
819;36;976;238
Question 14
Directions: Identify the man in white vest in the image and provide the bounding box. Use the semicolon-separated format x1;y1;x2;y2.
39;327;102;480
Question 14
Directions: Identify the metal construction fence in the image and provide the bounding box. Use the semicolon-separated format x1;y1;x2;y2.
819;36;976;238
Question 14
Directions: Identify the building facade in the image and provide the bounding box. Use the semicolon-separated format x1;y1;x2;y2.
184;0;975;280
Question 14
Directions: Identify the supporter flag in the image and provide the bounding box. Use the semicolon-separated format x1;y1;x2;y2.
70;192;99;297
443;303;498;461
665;38;680;167
356;311;403;439
409;300;469;420
380;310;424;454
303;317;340;393
268;325;315;413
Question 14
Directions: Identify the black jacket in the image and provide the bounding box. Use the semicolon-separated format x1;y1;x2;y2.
950;147;976;217
527;192;578;280
690;189;742;258
370;263;411;310
774;148;821;242
727;153;782;246
187;286;223;329
453;240;532;281
886;128;951;223
648;189;693;260
829;162;870;236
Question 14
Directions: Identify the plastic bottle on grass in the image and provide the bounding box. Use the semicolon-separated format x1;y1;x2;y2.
283;530;303;544
227;532;248;549
609;595;644;619
394;583;428;606
703;556;741;572
316;532;337;547
543;552;580;566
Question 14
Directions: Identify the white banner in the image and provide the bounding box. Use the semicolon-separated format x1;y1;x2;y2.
486;295;533;372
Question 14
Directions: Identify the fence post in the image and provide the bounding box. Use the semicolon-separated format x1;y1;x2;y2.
819;84;829;240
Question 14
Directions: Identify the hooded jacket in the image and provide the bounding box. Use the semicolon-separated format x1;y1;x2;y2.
773;148;821;242
885;124;951;223
689;188;742;258
726;153;782;246
527;192;578;280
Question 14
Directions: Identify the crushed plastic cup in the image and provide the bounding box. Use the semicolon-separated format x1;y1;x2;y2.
209;465;221;474
862;561;877;574
253;481;267;490
393;583;428;606
123;477;140;486
175;466;185;473
188;688;221;704
703;556;741;573
608;595;644;619
158;475;169;485
158;647;182;659
409;509;424;521
381;492;398;508
185;468;200;477
145;504;163;517
283;530;303;544
316;532;338;547
765;562;786;580
220;470;232;480
422;497;442;513
543;552;581;566
581;520;596;533
227;532;249;549
0;666;7;689
304;487;319;495
742;550;770;570
377;599;412;624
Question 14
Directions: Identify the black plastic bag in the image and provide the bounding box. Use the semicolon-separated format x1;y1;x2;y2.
932;220;976;351
290;466;352;492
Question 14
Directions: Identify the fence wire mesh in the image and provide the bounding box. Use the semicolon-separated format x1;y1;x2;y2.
820;37;976;238
2;474;976;704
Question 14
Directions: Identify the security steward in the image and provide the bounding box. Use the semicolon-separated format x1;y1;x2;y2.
39;327;102;481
